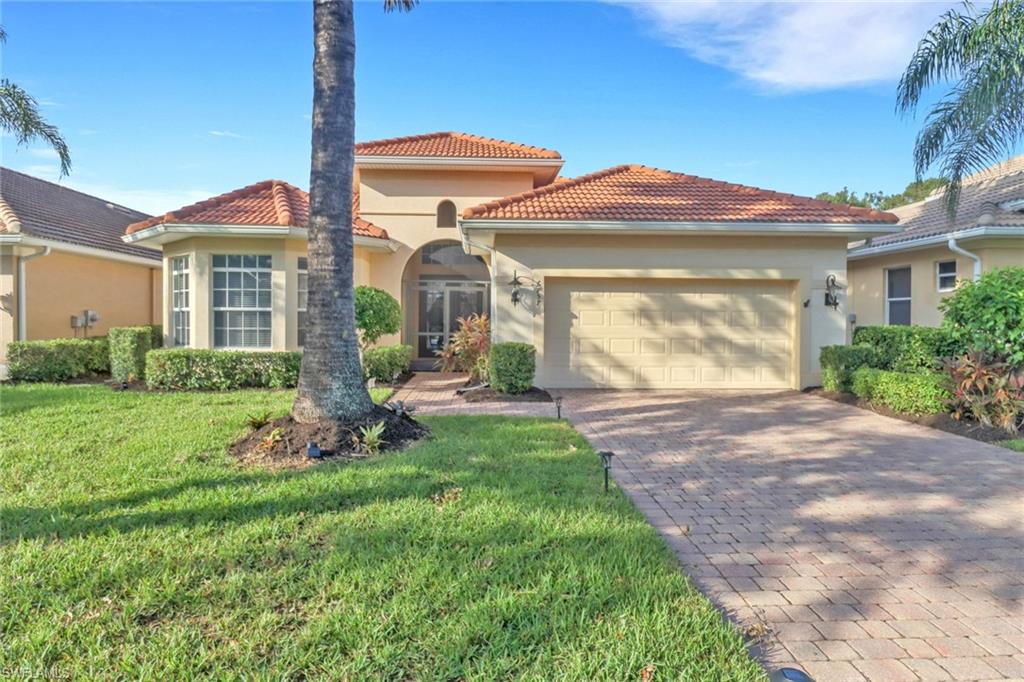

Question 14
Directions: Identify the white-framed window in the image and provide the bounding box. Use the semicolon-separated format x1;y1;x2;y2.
297;256;308;347
212;254;272;348
886;267;912;326
436;199;457;228
937;260;957;292
171;255;190;346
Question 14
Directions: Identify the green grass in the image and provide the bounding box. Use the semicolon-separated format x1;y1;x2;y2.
999;439;1024;453
0;384;763;680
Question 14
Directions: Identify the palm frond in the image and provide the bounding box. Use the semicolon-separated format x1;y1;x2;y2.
0;79;72;176
900;0;1024;217
383;0;418;13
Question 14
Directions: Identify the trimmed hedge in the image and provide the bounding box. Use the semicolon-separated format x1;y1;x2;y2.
362;344;413;383
7;337;109;382
146;349;302;390
850;366;950;414
819;344;878;392
489;342;535;394
852;325;960;372
109;326;154;383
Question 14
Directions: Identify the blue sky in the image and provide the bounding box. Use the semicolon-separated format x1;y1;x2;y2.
3;1;960;214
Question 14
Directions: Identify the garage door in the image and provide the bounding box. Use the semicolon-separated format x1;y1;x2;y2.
544;279;794;388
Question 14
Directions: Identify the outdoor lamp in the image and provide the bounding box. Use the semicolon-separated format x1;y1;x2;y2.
824;274;844;311
508;270;543;314
770;669;814;682
554;396;563;419
307;441;322;459
598;450;614;493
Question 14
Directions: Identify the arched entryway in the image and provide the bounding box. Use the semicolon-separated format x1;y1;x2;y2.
401;240;490;369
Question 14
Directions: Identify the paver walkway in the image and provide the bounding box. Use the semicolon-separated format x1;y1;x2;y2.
395;375;1024;681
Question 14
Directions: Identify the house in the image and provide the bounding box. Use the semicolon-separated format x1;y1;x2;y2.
0;168;162;372
848;156;1024;327
123;131;901;389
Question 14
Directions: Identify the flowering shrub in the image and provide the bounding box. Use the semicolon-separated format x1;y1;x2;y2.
944;351;1024;434
436;313;490;383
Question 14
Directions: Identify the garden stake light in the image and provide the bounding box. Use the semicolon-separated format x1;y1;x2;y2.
598;451;614;493
770;668;814;682
307;441;322;459
554;396;563;419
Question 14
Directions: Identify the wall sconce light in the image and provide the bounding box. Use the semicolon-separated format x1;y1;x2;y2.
508;270;542;315
824;274;845;311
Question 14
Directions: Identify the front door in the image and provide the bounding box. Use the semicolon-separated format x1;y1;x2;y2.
411;280;489;369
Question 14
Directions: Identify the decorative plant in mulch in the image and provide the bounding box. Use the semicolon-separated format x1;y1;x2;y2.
230;404;428;469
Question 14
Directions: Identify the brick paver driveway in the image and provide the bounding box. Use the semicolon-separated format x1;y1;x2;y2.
565;389;1024;681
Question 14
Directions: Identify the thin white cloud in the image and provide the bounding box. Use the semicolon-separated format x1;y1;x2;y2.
27;148;60;159
613;1;955;91
37;98;61;107
209;130;243;138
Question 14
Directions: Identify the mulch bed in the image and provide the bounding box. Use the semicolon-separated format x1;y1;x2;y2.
230;405;429;469
806;387;1010;444
460;385;553;403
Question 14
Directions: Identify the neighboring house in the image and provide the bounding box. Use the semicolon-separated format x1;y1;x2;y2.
124;131;900;389
0;168;162;371
848;156;1024;328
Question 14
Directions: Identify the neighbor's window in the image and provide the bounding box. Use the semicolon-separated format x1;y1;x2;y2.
937;260;957;292
297;257;308;347
437;200;457;228
171;255;190;346
886;267;912;326
212;254;272;347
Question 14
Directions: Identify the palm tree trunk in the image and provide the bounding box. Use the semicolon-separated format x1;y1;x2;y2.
293;0;373;423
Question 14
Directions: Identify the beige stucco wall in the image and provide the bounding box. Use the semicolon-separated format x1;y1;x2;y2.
490;233;851;389
161;236;376;351
359;168;534;347
848;238;1023;328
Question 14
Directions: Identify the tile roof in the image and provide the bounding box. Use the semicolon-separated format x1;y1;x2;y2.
867;155;1024;247
124;179;389;240
0;167;159;260
462;164;898;224
355;131;561;160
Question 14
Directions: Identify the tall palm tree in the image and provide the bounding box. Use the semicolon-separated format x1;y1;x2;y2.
897;0;1024;215
293;0;415;423
0;27;71;176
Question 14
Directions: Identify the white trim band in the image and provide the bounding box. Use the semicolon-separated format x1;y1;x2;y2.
121;223;399;252
460;219;901;237
848;226;1024;260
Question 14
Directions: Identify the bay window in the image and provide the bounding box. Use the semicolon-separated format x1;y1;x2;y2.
212;254;272;348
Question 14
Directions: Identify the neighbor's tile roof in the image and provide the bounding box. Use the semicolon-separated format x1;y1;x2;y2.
462;164;898;224
355;131;561;160
868;155;1024;247
124;180;388;240
0;167;159;260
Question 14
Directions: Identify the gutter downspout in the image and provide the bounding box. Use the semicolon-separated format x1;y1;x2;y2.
947;237;982;281
458;223;498;328
17;245;51;340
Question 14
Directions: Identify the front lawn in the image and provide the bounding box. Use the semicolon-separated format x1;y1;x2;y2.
0;384;762;680
1000;439;1024;453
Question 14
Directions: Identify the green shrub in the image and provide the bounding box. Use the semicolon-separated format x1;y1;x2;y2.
852;325;960;372
7;337;109;382
940;267;1024;367
819;344;879;392
489;342;535;394
355;286;402;348
362;344;413;383
849;367;949;414
146;349;302;390
148;325;164;350
850;366;882;400
108;326;155;383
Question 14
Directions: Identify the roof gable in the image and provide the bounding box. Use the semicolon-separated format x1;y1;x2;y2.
462;164;898;225
0;167;159;260
124;180;388;240
355;131;561;160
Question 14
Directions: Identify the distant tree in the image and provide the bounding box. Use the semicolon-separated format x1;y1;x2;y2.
816;177;948;211
897;0;1024;215
0;27;71;176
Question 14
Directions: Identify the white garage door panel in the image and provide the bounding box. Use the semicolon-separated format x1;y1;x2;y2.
544;279;794;388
